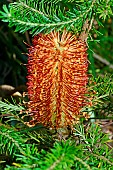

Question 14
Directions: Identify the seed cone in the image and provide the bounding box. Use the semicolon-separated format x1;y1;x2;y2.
27;30;88;128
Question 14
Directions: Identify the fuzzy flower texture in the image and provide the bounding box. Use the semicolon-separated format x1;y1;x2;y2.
27;30;89;129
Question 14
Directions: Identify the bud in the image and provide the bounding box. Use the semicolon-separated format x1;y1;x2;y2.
27;30;88;128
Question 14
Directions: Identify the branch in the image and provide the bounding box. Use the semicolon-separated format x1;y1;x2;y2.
93;53;113;69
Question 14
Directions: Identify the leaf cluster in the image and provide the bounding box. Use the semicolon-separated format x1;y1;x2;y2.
89;75;113;101
84;75;113;119
0;122;113;170
0;0;113;35
0;99;113;169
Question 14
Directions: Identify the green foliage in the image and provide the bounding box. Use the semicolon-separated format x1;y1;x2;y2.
0;122;113;170
0;125;26;157
89;75;113;101
0;0;113;35
80;75;113;120
0;100;26;125
0;100;25;113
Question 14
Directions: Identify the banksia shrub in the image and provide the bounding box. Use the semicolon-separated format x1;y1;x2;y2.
27;30;89;129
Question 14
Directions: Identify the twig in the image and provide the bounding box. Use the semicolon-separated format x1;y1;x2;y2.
93;153;113;166
74;156;92;170
93;53;113;69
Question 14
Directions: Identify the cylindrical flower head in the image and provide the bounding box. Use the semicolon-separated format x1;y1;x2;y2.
27;30;88;128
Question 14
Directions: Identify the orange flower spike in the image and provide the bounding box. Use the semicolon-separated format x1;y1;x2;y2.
27;30;88;128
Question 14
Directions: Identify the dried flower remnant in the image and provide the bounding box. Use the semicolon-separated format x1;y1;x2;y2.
27;30;88;128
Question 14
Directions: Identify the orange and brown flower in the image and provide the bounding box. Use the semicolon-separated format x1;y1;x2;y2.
27;30;88;128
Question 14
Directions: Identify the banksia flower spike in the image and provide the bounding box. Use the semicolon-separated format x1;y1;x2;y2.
27;30;88;129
